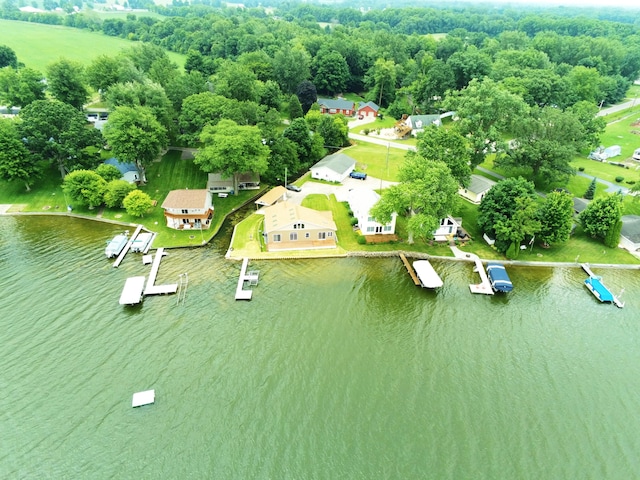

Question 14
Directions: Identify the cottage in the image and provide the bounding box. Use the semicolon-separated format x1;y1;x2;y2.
317;98;355;116
310;153;356;183
405;114;441;135
262;201;337;251
347;188;396;236
207;172;260;194
161;189;214;230
459;174;496;204
104;157;144;184
255;186;287;209
433;216;463;242
620;215;640;251
357;101;380;118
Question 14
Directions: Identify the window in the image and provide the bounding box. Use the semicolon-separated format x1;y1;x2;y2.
194;219;202;228
366;227;374;233
181;209;189;214
182;219;189;224
290;232;298;241
273;234;281;242
384;225;392;232
305;233;310;238
368;216;375;222
293;223;305;229
328;232;333;237
318;232;326;240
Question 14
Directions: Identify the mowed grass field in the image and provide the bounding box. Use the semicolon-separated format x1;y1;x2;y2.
0;19;185;72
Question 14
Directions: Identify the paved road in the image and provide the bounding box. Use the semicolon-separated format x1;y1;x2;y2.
597;98;639;117
286;176;398;205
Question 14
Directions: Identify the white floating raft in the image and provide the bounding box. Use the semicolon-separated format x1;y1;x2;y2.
132;389;155;407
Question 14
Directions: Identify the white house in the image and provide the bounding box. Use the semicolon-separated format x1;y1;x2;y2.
433;216;463;242
459;174;496;204
405;114;441;135
310;153;356;183
161;189;214;230
347;188;396;236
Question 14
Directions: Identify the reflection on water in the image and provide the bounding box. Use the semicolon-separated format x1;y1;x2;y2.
1;215;640;478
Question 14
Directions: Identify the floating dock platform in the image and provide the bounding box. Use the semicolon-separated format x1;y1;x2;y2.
144;247;178;296
581;264;624;308
119;276;146;305
132;389;155;407
469;258;494;295
235;258;259;300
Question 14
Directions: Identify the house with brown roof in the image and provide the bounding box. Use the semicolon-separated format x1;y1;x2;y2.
262;201;337;251
161;189;214;230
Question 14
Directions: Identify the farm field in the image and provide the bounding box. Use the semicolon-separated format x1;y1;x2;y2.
0;19;185;72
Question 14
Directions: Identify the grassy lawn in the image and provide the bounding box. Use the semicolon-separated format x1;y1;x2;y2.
0;19;185;71
342;143;406;181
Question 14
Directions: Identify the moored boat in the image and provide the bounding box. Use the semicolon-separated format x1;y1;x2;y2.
413;260;443;289
105;232;129;258
486;262;513;293
131;232;154;253
584;276;615;303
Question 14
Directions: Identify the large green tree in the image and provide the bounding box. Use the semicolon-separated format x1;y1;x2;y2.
494;196;541;259
536;191;574;247
62;169;107;209
273;45;311;94
0;45;18;69
496;106;584;187
415;125;471;187
0;118;43;191
195;119;270;195
365;58;397;108
102;105;168;182
478;176;538;253
0;67;46;108
18;99;102;178
444;78;529;168
371;154;459;243
46;58;89;110
123;189;153;217
579;194;623;242
312;49;350;96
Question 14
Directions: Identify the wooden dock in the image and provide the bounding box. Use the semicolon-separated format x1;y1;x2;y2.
469;258;494;295
144;248;178;296
119;276;146;305
235;258;259;300
113;224;143;268
399;253;421;286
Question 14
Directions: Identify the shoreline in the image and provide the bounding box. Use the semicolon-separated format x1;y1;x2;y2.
4;209;640;270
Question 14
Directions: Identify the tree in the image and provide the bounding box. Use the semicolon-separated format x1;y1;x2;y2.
273;45;311;94
447;46;492;89
283;117;318;167
411;59;455;112
496;106;583;187
86;55;142;95
365;58;397;108
62;169;107;208
102;105;168;182
288;94;303;120
536;191;574;247
262;135;300;184
212;61;259;103
494;196;541;259
195;119;270;195
584;178;597;200
46;58;89;109
567;101;606;149
316;114;349;148
0;118;44;191
104;179;136;208
123;189;153;217
478;177;537;253
0;67;46;108
19;99;102;178
579;194;623;242
312;49;350;96
604;219;623;249
371;154;459;243
0;45;18;69
415;125;471;187
95;163;122;182
444;78;529;168
296;80;317;114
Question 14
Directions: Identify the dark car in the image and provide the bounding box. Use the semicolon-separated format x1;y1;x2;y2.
286;184;301;192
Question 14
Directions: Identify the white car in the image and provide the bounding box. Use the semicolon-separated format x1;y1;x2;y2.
633;148;640;161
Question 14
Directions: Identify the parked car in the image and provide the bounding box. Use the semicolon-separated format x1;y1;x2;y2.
286;184;301;192
349;171;367;180
633;148;640;161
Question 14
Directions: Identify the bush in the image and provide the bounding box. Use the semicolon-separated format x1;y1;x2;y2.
363;128;370;135
356;235;367;244
615;176;624;182
350;217;358;226
347;209;353;216
578;167;585;172
626;180;636;185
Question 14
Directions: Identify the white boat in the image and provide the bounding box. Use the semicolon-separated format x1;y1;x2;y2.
105;232;129;258
131;232;154;253
413;260;443;288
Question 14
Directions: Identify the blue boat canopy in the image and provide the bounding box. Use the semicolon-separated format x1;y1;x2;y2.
486;262;513;292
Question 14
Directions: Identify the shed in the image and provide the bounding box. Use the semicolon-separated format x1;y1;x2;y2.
459;175;496;204
310;153;356;183
255;186;287;209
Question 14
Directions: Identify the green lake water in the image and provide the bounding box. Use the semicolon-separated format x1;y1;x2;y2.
2;215;640;479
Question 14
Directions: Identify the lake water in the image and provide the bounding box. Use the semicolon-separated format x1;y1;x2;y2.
2;215;640;478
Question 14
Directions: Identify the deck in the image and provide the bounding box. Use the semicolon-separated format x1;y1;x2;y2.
469;258;494;295
235;257;259;300
399;253;421;286
144;248;178;296
119;276;146;305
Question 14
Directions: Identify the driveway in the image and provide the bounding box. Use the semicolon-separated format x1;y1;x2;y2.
285;176;398;205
